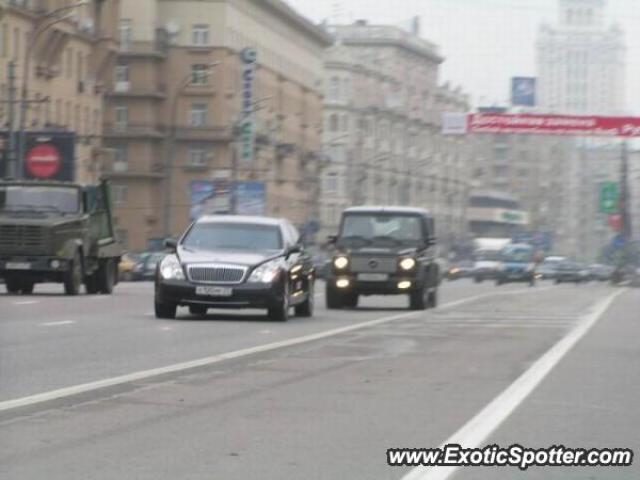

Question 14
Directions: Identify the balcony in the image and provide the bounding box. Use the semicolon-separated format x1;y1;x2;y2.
106;83;167;100
103;123;164;140
118;40;168;60
173;126;232;142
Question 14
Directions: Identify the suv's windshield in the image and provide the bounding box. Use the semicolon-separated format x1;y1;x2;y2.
182;222;282;251
339;213;423;246
0;186;80;214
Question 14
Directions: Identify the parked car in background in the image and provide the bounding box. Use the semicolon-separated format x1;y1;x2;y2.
555;261;586;284
495;244;536;286
588;263;614;282
133;252;166;281
118;253;141;281
447;260;473;280
537;256;566;280
308;247;330;279
472;248;503;283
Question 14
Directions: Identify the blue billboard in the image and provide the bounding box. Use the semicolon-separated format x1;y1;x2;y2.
511;77;536;107
233;181;266;216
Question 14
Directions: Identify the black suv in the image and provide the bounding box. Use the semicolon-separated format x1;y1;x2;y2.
326;206;439;310
154;215;314;321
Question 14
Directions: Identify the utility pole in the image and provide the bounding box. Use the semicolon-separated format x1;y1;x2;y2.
6;61;18;179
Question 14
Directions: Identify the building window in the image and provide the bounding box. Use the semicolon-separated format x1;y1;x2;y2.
1;24;7;58
192;24;210;46
113;144;128;171
113;185;128;205
189;103;208;126
12;27;20;59
187;148;208;167
115;106;128;131
328;113;338;133
328;76;339;101
191;64;209;85
324;173;338;194
119;19;132;51
115;63;129;86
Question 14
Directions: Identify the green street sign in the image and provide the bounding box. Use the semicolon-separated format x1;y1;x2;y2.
600;182;620;214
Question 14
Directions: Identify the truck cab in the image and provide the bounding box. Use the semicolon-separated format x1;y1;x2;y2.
0;179;121;295
325;206;439;310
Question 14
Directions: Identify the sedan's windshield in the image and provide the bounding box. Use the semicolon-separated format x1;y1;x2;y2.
182;222;282;251
340;213;423;245
0;186;80;214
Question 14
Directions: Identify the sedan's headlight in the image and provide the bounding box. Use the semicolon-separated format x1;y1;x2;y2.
399;258;416;270
160;255;185;280
248;259;282;283
333;256;349;269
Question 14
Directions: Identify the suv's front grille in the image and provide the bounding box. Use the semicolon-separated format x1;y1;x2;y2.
187;264;247;284
0;225;46;251
350;256;397;273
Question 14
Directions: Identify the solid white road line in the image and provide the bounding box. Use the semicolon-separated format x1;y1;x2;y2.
40;321;75;327
400;289;625;480
0;286;552;413
13;300;39;306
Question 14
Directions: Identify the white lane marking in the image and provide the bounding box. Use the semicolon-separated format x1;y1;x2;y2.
13;300;39;305
40;321;75;327
401;289;625;480
0;286;549;413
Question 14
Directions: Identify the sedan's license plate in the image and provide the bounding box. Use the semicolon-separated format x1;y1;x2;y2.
357;273;388;281
6;262;31;270
195;286;233;297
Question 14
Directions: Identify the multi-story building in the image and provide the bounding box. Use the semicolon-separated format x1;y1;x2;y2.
535;0;627;260
537;0;625;115
319;20;472;250
103;0;331;250
0;0;119;183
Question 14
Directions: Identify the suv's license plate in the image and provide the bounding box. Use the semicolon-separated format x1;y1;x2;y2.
358;273;388;281
6;262;31;270
196;286;233;297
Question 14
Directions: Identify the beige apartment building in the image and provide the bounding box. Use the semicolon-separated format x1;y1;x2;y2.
103;0;331;251
0;0;119;182
320;21;472;249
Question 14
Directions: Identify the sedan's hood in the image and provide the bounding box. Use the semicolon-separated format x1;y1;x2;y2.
177;247;281;267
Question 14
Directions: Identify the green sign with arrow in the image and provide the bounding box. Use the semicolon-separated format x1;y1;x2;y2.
599;182;620;214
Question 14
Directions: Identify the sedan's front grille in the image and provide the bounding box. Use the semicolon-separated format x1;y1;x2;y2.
187;264;247;284
350;256;397;274
0;225;46;251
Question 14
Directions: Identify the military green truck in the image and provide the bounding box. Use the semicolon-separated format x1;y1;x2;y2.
0;179;122;295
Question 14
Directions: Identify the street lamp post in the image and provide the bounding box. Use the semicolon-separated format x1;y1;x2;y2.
16;1;88;179
163;61;220;238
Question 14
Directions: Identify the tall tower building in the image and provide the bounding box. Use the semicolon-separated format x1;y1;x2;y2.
537;0;625;115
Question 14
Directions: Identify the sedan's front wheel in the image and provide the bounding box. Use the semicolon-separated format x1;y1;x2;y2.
155;299;177;319
294;280;314;317
268;282;289;322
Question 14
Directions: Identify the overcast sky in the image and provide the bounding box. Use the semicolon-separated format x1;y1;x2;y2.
286;0;640;114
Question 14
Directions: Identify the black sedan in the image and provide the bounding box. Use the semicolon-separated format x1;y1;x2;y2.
154;216;314;321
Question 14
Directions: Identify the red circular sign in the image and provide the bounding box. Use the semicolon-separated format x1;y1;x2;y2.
26;143;62;179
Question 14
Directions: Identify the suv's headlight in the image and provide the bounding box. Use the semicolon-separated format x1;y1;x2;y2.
333;256;349;270
399;257;416;270
248;259;282;283
160;255;185;280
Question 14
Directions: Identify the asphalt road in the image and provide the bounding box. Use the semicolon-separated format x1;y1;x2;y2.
0;279;637;479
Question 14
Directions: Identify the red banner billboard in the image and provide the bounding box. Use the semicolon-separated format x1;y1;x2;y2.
467;113;640;137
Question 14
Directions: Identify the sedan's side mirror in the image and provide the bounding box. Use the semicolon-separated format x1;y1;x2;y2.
286;244;302;258
164;238;178;251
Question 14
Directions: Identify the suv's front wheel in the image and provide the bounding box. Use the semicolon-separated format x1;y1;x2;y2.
325;283;343;309
409;284;428;310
